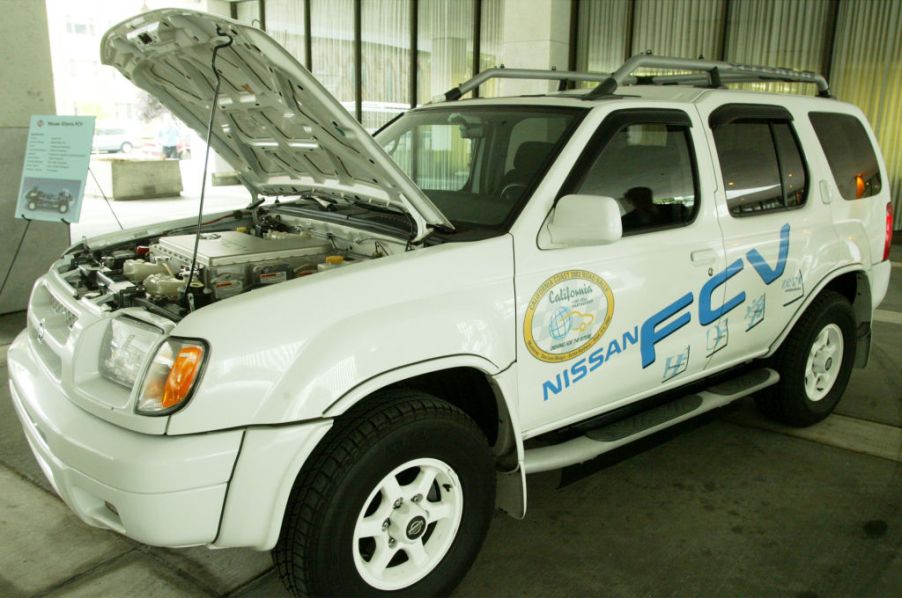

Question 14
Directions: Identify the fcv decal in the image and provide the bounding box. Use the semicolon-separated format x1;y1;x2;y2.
640;223;790;368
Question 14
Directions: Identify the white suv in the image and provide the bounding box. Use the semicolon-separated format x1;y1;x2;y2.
8;9;894;597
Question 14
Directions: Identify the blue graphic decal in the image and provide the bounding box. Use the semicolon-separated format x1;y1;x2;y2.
781;269;804;306
640;293;693;368
548;306;573;340
542;326;639;401
539;222;793;401
745;294;766;331
747;223;790;284
706;318;729;357
662;346;691;382
699;259;746;325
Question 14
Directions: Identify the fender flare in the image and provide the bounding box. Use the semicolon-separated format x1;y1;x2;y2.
323;354;529;517
323;353;505;417
217;354;527;550
766;264;871;361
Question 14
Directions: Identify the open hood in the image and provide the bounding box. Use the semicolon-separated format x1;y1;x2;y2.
101;8;452;241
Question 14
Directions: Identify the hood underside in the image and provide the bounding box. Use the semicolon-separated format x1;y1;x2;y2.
101;8;452;240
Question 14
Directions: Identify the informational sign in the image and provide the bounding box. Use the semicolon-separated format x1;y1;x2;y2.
16;115;95;223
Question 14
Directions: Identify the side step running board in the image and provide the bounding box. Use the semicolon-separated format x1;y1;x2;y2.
523;368;779;474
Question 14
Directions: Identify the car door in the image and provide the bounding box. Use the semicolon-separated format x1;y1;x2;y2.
697;101;838;371
515;107;728;434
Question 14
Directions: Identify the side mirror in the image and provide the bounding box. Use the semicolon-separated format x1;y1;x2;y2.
547;194;623;246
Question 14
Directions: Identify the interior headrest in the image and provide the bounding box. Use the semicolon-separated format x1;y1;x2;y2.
513;141;555;172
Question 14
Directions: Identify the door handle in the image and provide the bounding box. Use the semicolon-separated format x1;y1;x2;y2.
690;249;717;266
819;179;833;205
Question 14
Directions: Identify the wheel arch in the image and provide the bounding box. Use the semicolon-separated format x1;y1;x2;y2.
768;266;873;367
322;356;526;519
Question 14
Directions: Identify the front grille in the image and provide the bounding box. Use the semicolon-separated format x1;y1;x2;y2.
29;283;77;347
28;325;62;378
48;294;78;330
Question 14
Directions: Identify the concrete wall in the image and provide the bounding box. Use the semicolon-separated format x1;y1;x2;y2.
0;1;68;314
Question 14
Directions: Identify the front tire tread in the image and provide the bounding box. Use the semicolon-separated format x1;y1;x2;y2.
273;390;490;597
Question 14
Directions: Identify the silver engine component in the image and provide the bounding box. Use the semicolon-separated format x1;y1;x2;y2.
144;273;187;300
150;231;330;299
123;259;167;283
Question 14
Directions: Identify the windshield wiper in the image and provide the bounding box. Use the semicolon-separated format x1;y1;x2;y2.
429;223;456;234
349;197;406;215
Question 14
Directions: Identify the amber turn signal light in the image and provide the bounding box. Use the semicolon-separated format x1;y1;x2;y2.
162;345;205;408
137;338;207;415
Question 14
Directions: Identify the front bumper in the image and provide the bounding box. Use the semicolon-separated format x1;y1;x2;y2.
7;331;243;547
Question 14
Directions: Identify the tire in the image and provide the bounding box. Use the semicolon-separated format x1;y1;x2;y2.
755;291;856;426
119;141;133;153
58;202;69;214
26;201;37;211
273;390;495;597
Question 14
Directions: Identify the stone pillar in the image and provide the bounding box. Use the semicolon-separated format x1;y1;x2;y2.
500;0;571;96
425;1;472;99
0;1;67;314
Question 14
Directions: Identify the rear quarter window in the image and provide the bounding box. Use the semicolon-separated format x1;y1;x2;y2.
808;112;882;200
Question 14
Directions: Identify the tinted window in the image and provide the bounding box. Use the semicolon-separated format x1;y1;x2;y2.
773;123;807;208
809;112;882;200
712;121;808;215
572;122;698;235
378;107;584;228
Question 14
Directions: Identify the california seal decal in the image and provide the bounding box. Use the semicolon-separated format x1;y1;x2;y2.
524;270;615;363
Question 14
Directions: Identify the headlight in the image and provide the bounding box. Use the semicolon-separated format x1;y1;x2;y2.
136;338;207;415
100;318;161;388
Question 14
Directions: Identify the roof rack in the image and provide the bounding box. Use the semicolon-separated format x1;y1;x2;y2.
586;53;831;98
436;67;611;102
438;54;831;103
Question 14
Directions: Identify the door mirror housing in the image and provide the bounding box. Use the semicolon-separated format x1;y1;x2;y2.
547;194;623;246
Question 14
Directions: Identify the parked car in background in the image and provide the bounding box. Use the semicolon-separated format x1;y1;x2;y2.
92;127;136;153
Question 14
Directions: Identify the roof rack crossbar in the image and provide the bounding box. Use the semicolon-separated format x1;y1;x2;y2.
586;54;831;99
436;67;611;102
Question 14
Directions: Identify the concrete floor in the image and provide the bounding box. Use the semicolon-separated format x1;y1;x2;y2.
1;249;900;596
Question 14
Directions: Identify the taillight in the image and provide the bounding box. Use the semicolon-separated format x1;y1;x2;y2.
885;201;894;261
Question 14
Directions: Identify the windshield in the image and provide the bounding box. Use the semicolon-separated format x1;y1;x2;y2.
376;106;586;232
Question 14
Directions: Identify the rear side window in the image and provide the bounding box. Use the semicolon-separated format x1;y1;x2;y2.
712;121;808;215
809;112;882;200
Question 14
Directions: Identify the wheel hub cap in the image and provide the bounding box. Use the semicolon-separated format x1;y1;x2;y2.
405;516;427;540
804;323;844;402
352;458;464;591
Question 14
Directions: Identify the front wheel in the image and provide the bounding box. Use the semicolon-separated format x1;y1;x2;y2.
755;291;856;426
274;391;495;597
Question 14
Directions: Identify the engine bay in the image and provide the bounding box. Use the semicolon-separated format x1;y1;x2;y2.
60;206;403;320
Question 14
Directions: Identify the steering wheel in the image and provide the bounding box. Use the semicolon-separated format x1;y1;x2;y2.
500;182;527;202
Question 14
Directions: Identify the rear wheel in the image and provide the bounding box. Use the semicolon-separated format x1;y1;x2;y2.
273;391;495;597
755;291;856;426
